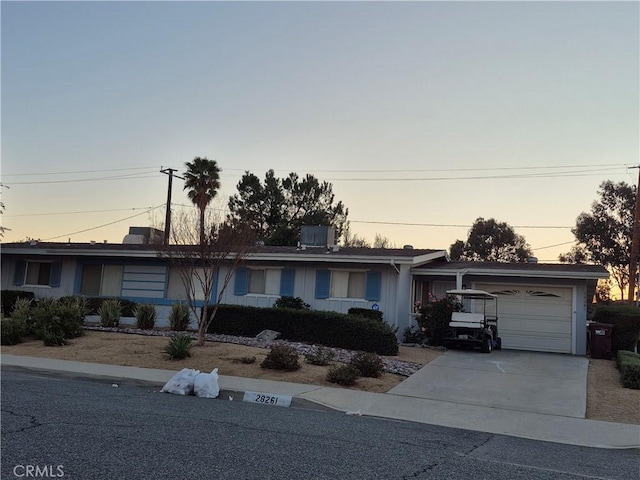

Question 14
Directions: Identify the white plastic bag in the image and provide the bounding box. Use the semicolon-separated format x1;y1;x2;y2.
161;368;200;395
194;368;220;399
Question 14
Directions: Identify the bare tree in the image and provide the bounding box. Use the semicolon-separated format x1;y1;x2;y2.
159;209;256;345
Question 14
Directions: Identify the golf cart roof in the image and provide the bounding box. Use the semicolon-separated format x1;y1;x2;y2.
446;289;497;299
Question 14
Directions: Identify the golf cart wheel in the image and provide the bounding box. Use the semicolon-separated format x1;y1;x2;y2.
481;336;492;353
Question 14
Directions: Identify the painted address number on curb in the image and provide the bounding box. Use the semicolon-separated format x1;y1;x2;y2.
243;391;292;408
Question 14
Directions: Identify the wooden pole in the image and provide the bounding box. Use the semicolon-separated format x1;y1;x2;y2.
627;166;640;304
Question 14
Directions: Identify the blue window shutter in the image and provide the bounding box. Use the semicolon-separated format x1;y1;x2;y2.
49;262;62;287
13;261;26;286
279;268;295;297
234;267;248;296
365;271;382;301
315;270;331;299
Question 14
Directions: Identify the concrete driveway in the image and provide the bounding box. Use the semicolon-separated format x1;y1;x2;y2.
388;350;588;418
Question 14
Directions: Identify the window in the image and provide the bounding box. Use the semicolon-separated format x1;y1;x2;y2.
234;267;295;296
315;269;381;301
13;261;62;288
330;271;366;298
26;262;52;286
79;264;122;296
166;267;211;301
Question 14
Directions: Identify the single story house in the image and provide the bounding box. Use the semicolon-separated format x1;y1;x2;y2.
0;227;608;355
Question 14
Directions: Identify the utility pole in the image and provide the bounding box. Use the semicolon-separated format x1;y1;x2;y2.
160;167;183;246
628;165;640;304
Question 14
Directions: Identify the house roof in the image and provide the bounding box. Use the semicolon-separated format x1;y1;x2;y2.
0;241;446;266
413;260;609;280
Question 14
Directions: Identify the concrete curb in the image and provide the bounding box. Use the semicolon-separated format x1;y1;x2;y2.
2;354;638;449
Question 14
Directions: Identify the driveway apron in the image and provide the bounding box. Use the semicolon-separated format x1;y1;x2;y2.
388;350;588;418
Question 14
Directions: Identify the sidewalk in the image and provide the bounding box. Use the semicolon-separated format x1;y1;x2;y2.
2;354;639;450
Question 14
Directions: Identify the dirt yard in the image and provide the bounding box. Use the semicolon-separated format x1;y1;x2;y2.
3;330;638;424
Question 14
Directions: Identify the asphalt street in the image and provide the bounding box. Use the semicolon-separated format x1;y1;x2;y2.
1;370;638;480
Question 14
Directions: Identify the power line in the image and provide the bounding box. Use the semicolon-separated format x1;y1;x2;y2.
2;166;163;177
6;172;160;185
350;220;572;229
4;207;154;218
41;205;164;241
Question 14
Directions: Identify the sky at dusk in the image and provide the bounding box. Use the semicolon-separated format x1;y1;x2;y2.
1;1;638;262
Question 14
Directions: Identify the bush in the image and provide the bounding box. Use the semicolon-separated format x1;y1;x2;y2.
350;351;384;378
617;350;640;389
232;356;257;364
208;304;399;355
304;346;335;366
326;364;359;386
261;344;301;371
85;297;138;317
11;297;34;329
30;299;85;346
403;325;427;344
164;334;193;360
593;306;640;353
169;303;191;331
134;304;157;330
1;290;35;316
417;296;463;347
273;296;310;310
98;299;122;327
1;318;29;345
348;308;383;322
58;295;90;317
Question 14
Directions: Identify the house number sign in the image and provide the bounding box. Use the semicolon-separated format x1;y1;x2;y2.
243;391;292;407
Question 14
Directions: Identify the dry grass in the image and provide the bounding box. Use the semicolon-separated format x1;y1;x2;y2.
3;331;638;424
1;331;441;394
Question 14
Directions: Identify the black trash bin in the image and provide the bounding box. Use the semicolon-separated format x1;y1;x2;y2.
589;322;614;359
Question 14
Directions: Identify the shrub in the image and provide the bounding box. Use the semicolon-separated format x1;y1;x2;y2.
164;334;193;360
261;344;301;371
30;299;84;346
403;325;427;344
417;296;463;347
617;350;640;389
326;364;359;386
350;351;384;378
348;308;383;322
1;290;35;316
593;306;640;353
59;295;90;317
169;303;191;331
1;318;29;345
304;346;335;366
208;304;399;355
11;297;33;328
98;299;122;327
273;296;310;310
134;304;157;330
86;297;138;317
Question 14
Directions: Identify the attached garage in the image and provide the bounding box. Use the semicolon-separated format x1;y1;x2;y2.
412;261;609;355
475;283;573;354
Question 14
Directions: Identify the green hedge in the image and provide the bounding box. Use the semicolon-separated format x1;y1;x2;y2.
616;350;640;389
1;318;29;345
207;304;399;355
593;306;640;353
348;308;383;322
1;290;35;316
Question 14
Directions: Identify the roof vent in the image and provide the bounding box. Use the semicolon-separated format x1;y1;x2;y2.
527;256;538;264
403;245;414;250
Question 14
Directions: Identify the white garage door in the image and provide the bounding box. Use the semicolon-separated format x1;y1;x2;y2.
475;284;574;353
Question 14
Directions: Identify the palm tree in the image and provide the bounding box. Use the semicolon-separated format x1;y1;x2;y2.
183;157;221;245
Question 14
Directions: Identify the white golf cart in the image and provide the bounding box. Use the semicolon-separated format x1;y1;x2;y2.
442;289;501;353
